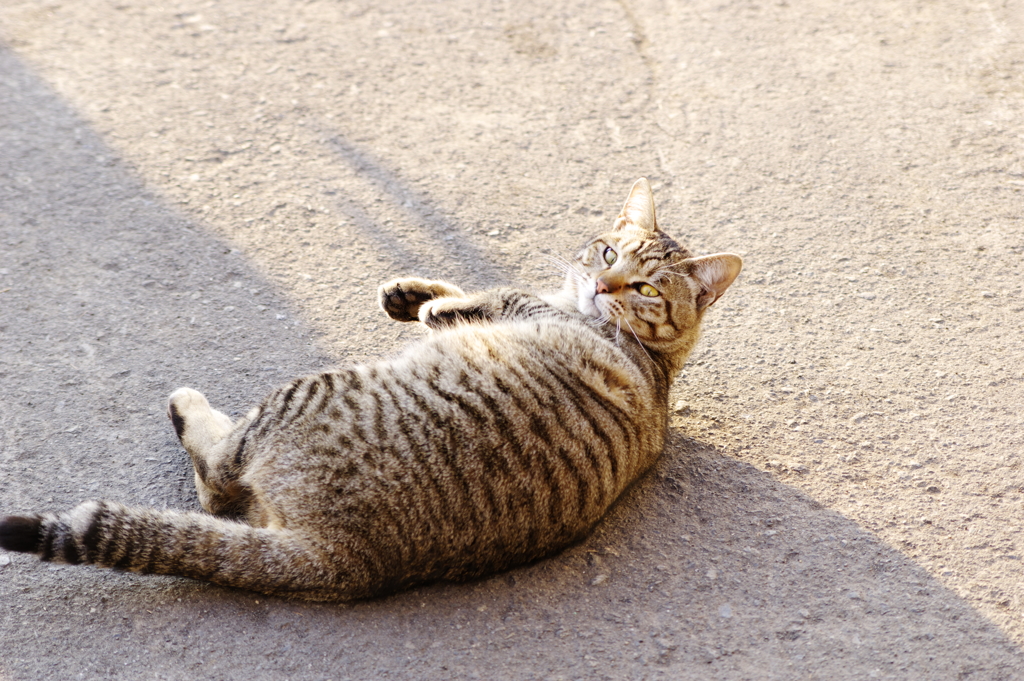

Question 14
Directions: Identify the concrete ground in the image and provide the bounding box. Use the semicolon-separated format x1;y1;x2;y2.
0;0;1022;678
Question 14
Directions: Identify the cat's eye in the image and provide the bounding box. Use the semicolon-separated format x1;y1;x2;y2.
603;247;617;266
637;283;660;297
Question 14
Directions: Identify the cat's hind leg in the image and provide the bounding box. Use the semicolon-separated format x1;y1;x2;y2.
168;388;234;454
167;388;243;515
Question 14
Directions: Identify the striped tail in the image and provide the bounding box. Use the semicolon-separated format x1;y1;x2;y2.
0;501;346;601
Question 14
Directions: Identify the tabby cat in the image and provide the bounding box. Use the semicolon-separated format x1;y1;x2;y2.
0;179;741;601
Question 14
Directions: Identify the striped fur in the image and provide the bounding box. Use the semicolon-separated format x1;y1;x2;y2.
0;179;742;601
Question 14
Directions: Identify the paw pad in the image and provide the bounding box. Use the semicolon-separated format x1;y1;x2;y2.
379;280;437;322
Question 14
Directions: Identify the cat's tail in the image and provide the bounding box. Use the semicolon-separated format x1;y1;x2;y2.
0;501;345;600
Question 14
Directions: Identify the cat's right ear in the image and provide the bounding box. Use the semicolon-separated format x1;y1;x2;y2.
614;178;659;233
689;253;743;310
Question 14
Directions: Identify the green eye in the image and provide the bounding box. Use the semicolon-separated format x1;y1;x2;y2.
603;247;617;265
638;283;660;297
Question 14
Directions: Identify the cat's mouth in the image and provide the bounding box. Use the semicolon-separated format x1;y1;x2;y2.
579;284;627;326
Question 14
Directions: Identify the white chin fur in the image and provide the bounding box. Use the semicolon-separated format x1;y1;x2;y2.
577;290;601;319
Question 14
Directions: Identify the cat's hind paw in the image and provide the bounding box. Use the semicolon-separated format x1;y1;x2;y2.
168;388;234;455
378;278;465;322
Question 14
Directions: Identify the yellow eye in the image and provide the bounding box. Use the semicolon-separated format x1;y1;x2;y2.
603;247;617;265
638;283;660;297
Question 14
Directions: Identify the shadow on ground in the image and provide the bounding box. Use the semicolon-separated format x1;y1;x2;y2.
1;45;1021;681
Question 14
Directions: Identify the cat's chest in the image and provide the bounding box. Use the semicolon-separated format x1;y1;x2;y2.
416;320;654;411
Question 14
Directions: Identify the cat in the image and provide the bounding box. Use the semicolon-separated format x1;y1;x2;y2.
0;178;742;601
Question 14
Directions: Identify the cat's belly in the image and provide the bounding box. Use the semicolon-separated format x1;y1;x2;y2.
247;319;666;585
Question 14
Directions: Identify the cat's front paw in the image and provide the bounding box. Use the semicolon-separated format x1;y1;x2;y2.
378;278;465;322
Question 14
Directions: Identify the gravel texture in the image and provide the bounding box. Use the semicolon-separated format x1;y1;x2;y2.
1;1;1022;679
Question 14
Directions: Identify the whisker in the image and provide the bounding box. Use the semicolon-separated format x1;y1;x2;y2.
652;272;688;286
546;263;579;280
653;263;691;276
623;318;654;363
548;253;577;267
543;254;587;279
651;263;694;285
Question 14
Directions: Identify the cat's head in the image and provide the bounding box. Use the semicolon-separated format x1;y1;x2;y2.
565;178;742;368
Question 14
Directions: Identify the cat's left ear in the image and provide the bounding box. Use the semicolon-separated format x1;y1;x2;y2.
689;253;743;310
614;178;660;233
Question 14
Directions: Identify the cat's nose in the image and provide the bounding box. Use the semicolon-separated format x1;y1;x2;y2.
595;277;621;295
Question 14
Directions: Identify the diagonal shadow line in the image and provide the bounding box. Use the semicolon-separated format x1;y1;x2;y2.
317;127;515;290
550;431;1024;672
1;41;1023;681
0;47;328;502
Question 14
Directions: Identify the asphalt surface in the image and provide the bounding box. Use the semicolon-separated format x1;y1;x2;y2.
1;1;1022;679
